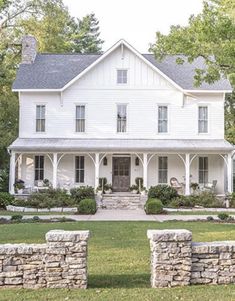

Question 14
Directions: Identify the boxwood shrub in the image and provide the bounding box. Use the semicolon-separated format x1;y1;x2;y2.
78;198;97;214
145;199;164;214
148;185;178;205
70;186;95;203
0;192;14;209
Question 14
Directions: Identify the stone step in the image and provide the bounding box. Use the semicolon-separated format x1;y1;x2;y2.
100;194;147;210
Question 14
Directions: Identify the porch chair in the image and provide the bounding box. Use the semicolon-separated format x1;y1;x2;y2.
203;180;217;193
170;177;184;195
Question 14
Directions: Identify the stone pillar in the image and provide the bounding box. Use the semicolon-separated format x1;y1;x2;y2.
147;229;192;288
45;230;90;289
9;151;16;194
185;153;190;195
52;153;58;189
143;153;148;189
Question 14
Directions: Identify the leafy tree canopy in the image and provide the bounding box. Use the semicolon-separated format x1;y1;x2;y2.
150;0;235;87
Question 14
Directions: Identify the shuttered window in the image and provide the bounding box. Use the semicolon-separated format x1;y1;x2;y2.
199;157;208;184
158;156;168;184
75;156;85;183
35;155;44;181
76;105;85;132
36;105;45;132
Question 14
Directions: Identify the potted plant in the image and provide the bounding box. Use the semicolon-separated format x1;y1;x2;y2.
130;184;138;194
191;182;199;194
96;186;103;196
43;178;50;187
104;184;112;194
135;177;143;193
14;179;25;194
140;187;147;196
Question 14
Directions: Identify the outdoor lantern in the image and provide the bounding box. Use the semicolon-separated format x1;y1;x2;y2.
135;157;139;166
103;156;108;166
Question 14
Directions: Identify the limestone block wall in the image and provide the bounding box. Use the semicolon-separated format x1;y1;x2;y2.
0;230;89;289
147;229;235;288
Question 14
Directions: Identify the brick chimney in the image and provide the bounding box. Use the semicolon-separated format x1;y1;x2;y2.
21;36;37;64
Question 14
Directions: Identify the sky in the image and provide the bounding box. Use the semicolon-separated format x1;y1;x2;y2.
64;0;204;53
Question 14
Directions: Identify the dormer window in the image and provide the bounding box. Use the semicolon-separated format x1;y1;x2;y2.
117;69;127;84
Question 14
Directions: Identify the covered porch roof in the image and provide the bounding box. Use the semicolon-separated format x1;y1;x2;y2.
8;138;234;153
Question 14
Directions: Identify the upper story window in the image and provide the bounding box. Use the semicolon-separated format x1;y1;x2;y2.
117;69;127;84
36;105;45;132
117;104;127;133
158;106;168;133
198;106;208;133
35;155;44;181
158;156;168;184
76;105;85;132
199;157;208;184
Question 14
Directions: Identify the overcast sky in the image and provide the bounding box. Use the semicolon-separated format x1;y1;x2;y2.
64;0;203;53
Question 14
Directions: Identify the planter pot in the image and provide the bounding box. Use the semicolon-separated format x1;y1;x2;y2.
140;191;146;196
104;189;112;194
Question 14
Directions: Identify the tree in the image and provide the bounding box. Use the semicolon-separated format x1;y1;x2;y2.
150;0;235;87
69;13;104;53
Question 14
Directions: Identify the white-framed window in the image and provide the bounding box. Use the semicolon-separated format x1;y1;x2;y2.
199;157;208;184
76;105;85;132
158;156;168;184
158;106;168;133
75;156;85;183
117;69;127;84
35;155;44;181
198;106;208;133
36;105;45;132
117;104;127;133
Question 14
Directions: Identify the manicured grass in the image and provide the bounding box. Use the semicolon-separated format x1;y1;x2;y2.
0;221;235;300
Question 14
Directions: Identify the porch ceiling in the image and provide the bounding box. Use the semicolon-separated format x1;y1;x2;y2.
8;138;234;153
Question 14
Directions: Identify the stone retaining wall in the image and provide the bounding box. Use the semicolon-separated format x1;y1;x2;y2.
0;230;89;289
147;229;235;288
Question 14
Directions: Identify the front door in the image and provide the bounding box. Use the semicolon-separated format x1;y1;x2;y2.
112;157;130;192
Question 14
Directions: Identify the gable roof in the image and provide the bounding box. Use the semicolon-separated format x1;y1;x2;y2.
12;39;232;92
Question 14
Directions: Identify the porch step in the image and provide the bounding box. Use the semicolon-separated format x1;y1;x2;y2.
100;193;147;210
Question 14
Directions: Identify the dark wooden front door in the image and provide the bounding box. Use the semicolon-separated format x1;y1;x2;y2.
112;157;130;192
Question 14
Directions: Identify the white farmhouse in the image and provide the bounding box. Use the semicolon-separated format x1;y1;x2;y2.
8;36;233;198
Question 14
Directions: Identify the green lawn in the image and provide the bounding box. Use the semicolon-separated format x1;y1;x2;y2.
0;221;235;301
167;210;235;215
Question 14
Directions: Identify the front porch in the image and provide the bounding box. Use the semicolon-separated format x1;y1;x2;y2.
9;150;233;196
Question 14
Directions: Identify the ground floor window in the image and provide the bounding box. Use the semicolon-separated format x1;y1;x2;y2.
199;156;208;184
35;155;44;181
158;156;168;184
75;156;85;183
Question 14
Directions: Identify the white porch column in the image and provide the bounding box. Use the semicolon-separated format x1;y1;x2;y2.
227;153;233;193
9;151;16;194
52;153;58;189
143;153;148;189
95;153;100;189
185;153;190;196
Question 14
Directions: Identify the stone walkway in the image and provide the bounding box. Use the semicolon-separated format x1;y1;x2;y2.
0;209;229;222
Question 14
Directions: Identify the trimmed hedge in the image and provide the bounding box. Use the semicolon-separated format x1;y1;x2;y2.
148;185;178;205
70;186;95;203
145;199;164;214
78;198;96;214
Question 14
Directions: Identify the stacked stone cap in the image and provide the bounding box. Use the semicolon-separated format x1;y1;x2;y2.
0;243;46;255
46;230;90;242
192;241;235;253
147;229;192;242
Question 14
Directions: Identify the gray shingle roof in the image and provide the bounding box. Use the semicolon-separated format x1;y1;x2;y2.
12;53;232;91
8;138;234;152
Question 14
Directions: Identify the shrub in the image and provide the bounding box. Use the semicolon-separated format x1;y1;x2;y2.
207;216;214;221
0;169;9;192
70;186;95;204
0;192;14;209
32;216;40;222
195;191;222;208
218;213;229;220
11;214;23;222
168;195;196;208
78;198;96;214
145;199;164;214
148;185;178;205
